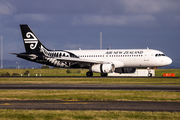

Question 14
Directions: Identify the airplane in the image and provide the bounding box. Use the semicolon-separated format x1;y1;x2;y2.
11;24;172;77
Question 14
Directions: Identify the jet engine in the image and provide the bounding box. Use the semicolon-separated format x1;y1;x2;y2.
91;64;115;73
115;68;136;73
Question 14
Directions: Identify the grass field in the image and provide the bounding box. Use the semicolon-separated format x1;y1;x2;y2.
0;90;179;101
0;109;179;120
0;68;90;76
0;77;180;85
0;68;180;77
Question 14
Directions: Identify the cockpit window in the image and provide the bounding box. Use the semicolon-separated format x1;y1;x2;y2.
155;54;166;57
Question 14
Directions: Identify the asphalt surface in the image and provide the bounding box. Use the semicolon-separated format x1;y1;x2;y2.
0;100;179;112
0;76;180;78
0;84;180;91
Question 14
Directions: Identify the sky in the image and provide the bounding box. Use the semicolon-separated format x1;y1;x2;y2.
0;0;180;63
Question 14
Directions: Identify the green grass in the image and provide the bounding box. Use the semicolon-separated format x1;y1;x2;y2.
0;68;180;77
155;69;180;77
0;69;90;76
0;77;180;85
0;109;179;120
0;90;179;101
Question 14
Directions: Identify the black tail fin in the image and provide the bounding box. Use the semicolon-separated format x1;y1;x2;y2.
20;24;49;53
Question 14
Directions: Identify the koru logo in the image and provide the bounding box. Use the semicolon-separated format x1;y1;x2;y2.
24;32;38;50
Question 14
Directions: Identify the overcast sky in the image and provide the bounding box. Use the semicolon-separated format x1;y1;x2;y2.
0;0;180;61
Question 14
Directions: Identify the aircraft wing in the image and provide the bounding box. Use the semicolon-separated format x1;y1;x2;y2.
56;57;110;66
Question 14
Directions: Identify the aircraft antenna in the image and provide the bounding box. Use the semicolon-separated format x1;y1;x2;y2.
100;32;102;50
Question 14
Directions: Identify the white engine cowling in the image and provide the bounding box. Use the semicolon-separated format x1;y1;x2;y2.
91;64;115;73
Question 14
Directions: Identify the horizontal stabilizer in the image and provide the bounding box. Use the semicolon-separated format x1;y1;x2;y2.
10;53;37;60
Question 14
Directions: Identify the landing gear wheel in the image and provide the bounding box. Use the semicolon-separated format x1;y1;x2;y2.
101;73;108;77
86;71;93;77
148;73;152;77
147;67;152;77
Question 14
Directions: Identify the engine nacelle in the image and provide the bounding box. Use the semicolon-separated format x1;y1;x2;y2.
91;64;115;73
115;68;136;73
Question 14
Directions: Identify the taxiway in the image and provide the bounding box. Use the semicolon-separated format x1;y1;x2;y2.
0;100;179;112
0;84;179;91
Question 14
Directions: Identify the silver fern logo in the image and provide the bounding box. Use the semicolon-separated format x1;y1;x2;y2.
24;32;38;49
40;45;71;67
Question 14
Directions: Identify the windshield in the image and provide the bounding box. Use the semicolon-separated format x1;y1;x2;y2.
155;54;166;57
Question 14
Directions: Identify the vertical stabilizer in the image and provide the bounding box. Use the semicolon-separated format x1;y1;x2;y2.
20;24;48;53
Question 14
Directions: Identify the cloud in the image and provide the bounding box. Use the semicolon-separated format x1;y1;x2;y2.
14;14;49;22
72;15;156;26
121;0;179;14
0;1;15;15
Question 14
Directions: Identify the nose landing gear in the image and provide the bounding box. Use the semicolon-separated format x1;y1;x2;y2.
147;67;152;77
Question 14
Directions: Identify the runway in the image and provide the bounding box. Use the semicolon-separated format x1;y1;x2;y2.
0;100;179;112
0;84;180;91
0;76;180;78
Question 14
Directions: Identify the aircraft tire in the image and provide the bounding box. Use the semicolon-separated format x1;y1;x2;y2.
86;71;93;77
148;73;152;77
101;73;108;77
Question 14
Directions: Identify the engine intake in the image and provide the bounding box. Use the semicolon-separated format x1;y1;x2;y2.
91;64;115;73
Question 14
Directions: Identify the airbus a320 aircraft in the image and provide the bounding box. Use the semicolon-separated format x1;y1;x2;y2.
11;25;172;77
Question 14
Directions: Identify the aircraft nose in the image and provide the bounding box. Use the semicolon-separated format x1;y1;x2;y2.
166;57;172;65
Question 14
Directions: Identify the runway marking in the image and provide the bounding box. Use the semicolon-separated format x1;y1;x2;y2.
0;103;10;105
46;102;91;105
0;102;107;105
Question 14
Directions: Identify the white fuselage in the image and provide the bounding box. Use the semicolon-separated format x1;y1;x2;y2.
67;49;172;68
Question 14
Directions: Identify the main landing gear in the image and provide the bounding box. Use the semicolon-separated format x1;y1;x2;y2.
101;73;108;77
86;71;108;77
86;71;93;77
